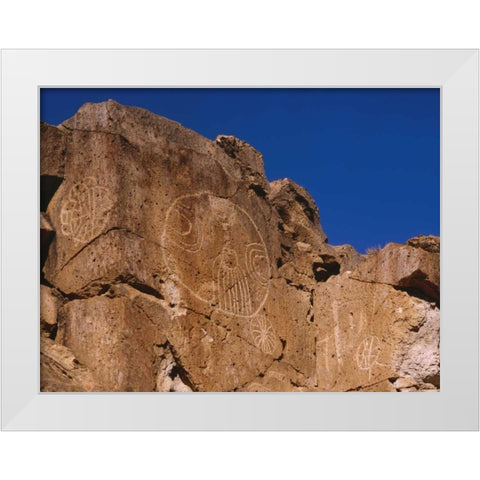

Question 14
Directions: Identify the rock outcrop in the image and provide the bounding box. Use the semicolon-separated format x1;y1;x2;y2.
40;100;440;392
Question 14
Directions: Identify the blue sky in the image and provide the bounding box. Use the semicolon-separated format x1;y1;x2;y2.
41;88;440;254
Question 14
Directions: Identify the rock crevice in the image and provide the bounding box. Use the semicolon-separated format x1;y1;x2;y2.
40;100;440;392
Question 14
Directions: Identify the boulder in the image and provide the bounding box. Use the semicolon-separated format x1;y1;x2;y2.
407;235;440;254
40;121;67;177
56;293;166;392
350;242;440;303
313;271;439;391
40;285;63;338
40;338;102;392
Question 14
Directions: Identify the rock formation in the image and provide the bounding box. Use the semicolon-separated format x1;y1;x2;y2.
40;100;440;392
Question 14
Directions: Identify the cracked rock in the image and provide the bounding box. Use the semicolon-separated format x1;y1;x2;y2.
41;337;102;392
40;101;439;392
350;241;440;303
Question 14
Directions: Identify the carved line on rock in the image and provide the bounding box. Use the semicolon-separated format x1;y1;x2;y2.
355;335;390;380
332;298;344;367
245;242;270;287
166;200;208;253
161;191;271;318
60;177;113;246
316;336;332;373
249;315;276;355
213;245;253;316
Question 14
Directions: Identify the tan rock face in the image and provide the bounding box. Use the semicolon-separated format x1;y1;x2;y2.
40;121;67;177
40;100;440;392
56;294;165;392
407;235;440;254
40;285;63;338
351;243;440;303
313;273;439;391
40;338;102;392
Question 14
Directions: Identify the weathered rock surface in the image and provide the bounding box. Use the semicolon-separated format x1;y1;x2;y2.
313;272;439;391
40;100;440;392
350;242;440;303
56;293;166;392
40;338;102;392
40;285;63;338
40;121;67;177
407;235;440;254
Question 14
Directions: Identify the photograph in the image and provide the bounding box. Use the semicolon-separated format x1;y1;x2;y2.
40;87;440;393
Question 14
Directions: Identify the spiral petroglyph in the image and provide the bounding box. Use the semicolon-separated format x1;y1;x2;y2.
162;192;271;317
245;242;270;287
41;101;440;394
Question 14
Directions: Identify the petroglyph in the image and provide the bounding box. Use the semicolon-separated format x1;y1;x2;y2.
358;310;367;333
162;192;271;317
40;102;440;393
213;245;252;316
164;197;208;253
316;336;333;373
60;177;113;245
249;315;276;355
245;243;270;287
356;336;380;371
355;336;390;380
332;299;344;367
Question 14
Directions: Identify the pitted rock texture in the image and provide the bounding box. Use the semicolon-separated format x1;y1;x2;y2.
350;242;440;303
40;100;440;392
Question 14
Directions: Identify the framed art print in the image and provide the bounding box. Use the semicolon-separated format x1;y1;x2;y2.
1;49;478;430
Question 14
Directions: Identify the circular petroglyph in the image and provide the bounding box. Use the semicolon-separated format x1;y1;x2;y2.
60;177;113;245
250;315;276;355
355;336;381;371
162;192;271;317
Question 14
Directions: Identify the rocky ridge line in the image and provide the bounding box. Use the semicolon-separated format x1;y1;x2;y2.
40;100;440;392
